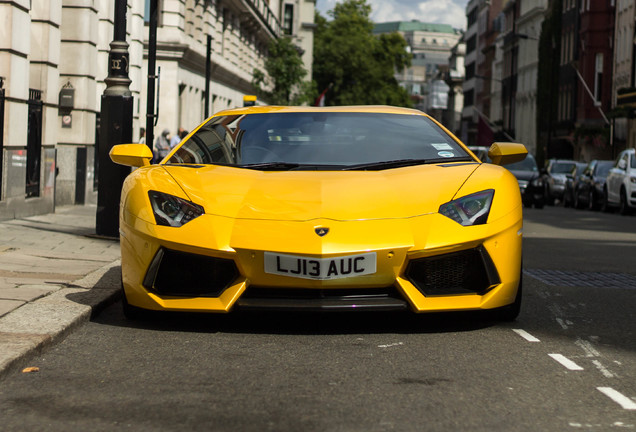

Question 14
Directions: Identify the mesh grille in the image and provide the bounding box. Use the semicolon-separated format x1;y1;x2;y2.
405;247;499;296
146;248;238;297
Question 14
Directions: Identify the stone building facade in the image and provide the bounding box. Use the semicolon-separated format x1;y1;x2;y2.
373;21;462;116
0;0;314;221
614;0;636;151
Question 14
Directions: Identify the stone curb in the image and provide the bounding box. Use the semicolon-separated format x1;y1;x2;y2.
0;259;121;381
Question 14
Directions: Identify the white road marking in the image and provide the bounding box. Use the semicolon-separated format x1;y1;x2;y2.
575;338;601;357
569;422;635;429
548;303;565;316
592;360;616;379
556;318;569;330
597;387;636;410
512;329;540;342
378;342;403;348
549;353;584;371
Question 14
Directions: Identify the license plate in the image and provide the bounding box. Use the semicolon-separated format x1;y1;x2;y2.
264;252;377;280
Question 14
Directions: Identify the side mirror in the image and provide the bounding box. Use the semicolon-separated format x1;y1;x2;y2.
487;142;528;166
618;159;627;170
110;144;153;167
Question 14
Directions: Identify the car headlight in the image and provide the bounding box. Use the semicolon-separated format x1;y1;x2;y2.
531;177;543;187
630;177;636;184
148;191;204;227
439;190;494;226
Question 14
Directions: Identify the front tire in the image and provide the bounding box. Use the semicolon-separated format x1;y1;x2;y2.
121;283;148;320
619;188;631;215
545;185;555;206
601;187;611;212
496;272;522;322
573;190;581;209
588;190;596;210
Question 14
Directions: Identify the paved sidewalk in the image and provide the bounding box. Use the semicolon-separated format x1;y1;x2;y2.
0;205;121;379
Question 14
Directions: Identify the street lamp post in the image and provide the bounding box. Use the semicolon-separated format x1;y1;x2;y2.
204;34;212;118
146;0;159;150
96;0;133;237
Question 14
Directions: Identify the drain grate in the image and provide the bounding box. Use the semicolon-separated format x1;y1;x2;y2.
524;269;636;289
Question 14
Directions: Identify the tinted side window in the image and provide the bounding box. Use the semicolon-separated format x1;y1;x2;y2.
168;117;238;164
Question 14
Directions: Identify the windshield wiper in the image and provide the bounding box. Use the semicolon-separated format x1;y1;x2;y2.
239;162;302;171
342;157;473;171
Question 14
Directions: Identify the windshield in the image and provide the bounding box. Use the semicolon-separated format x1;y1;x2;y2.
551;161;576;174
167;112;472;170
596;161;612;177
506;154;538;172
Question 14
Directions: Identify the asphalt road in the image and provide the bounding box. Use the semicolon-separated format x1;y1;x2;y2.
1;206;635;431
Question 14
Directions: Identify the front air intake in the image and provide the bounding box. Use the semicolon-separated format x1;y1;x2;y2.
405;246;500;296
143;248;238;297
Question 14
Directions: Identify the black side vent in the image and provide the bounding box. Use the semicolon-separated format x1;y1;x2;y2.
405;246;500;296
143;248;238;297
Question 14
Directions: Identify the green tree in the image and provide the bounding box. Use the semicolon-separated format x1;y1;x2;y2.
313;0;412;106
252;37;315;105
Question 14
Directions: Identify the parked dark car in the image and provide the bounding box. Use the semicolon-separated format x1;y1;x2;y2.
542;159;579;205
506;154;544;208
574;160;614;210
563;162;587;207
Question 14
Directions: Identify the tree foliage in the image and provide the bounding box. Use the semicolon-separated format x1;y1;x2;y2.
252;36;314;105
313;0;412;106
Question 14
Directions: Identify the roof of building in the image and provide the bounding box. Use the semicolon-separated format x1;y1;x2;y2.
373;21;461;35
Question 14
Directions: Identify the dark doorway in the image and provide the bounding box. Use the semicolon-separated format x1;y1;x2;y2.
75;147;87;204
26;89;43;198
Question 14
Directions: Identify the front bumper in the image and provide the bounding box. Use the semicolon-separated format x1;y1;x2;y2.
120;208;523;314
518;181;544;206
550;182;566;198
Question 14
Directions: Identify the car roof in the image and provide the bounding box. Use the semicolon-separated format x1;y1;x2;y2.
211;105;430;117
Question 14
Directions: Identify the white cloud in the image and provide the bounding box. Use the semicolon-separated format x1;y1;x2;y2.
316;0;469;29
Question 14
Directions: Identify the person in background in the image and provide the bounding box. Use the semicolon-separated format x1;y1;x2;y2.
153;129;171;163
170;127;185;149
139;127;146;144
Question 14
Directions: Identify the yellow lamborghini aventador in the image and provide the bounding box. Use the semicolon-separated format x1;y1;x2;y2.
110;105;528;320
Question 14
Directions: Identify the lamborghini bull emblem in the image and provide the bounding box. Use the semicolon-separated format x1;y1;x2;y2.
315;227;329;237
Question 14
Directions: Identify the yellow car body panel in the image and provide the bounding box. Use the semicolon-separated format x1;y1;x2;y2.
114;106;525;316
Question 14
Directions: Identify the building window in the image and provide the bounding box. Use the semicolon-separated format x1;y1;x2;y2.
595;53;603;102
464;89;474;107
466;35;476;54
283;3;294;35
467;7;478;27
465;62;475;80
144;0;163;24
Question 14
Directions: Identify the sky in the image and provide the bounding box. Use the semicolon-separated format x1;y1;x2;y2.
315;0;470;30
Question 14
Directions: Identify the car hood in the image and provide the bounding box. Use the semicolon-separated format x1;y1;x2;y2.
162;163;481;221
